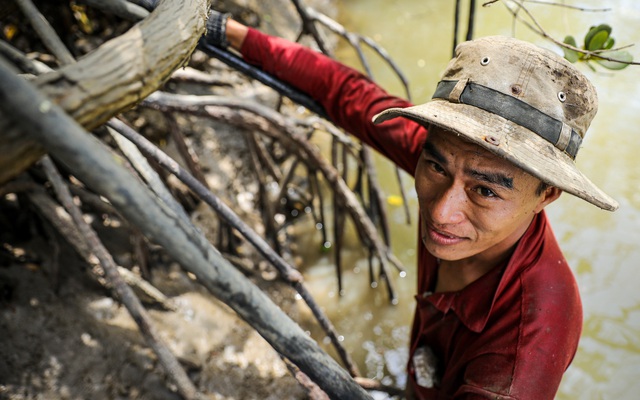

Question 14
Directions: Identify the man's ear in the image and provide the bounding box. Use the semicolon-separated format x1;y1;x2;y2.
534;186;562;214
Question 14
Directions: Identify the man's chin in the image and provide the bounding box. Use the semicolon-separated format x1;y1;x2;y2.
422;238;470;262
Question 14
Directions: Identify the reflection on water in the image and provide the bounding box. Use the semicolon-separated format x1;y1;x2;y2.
295;1;640;399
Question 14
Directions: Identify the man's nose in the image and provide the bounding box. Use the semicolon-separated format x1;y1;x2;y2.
431;185;466;225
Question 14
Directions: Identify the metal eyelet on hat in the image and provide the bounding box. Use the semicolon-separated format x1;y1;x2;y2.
558;91;567;102
480;56;490;66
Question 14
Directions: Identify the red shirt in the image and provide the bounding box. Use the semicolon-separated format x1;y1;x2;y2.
241;28;583;400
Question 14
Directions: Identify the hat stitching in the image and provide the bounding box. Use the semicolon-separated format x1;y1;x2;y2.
515;51;535;99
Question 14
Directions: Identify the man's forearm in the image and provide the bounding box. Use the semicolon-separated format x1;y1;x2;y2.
226;18;248;51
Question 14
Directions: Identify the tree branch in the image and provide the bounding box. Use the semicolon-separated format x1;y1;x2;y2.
0;0;211;186
0;57;372;400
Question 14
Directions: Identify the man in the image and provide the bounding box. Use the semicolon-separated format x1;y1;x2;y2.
206;10;618;399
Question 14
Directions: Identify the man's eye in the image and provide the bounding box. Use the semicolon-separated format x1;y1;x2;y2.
474;186;497;198
429;161;445;174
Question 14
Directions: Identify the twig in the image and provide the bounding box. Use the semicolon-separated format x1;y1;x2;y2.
308;168;329;247
361;147;390;248
0;0;209;187
78;0;150;21
394;166;411;225
306;115;361;151
454;0;462;55
144;91;357;149
276;156;303;211
498;0;640;65
302;7;411;100
169;66;237;86
118;264;175;310
0;40;51;75
198;39;329;119
15;0;75;65
467;0;477;41
109;126;192;224
165;113;211;190
520;0;611;12
250;133;284;183
282;357;330;400
353;377;405;397
331;140;344;296
40;157;198;398
0;179;40;197
27;185;172;308
68;185;120;217
291;0;331;56
245;132;282;253
39;214;61;292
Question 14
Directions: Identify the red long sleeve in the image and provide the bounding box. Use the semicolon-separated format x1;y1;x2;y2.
240;27;426;175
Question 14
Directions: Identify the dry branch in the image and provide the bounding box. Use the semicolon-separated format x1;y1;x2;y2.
107;117;362;378
0;0;211;186
26;184;175;311
79;0;151;21
0;58;371;399
140;92;405;295
110;126;192;224
15;0;75;65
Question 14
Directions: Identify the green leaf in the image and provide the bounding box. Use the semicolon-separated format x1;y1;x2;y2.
587;30;610;51
584;25;599;48
584;24;612;49
595;50;634;70
603;37;615;50
562;35;580;63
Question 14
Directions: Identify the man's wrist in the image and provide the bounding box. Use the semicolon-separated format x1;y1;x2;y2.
205;11;232;48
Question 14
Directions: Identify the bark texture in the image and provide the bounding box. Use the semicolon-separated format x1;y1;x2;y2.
0;0;210;185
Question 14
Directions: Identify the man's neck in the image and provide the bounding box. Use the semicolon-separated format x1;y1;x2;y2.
434;230;526;292
434;256;506;293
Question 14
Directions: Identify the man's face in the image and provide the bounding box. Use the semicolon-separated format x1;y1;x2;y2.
415;125;559;264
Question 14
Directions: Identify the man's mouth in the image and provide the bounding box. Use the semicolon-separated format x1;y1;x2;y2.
426;223;465;245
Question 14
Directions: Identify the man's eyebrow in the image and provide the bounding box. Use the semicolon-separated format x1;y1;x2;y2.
423;139;514;190
468;169;514;190
423;140;447;165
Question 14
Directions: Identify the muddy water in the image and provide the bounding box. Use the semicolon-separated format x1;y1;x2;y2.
296;1;640;399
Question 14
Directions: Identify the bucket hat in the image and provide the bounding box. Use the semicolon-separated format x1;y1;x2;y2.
373;35;618;211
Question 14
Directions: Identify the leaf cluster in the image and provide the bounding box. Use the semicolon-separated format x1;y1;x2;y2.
563;24;633;70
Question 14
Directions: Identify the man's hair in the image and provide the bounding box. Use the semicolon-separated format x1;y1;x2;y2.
536;181;550;196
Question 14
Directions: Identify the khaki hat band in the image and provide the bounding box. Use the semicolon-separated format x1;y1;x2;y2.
433;80;583;159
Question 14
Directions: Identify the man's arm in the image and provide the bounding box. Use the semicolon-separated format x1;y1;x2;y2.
225;18;426;174
226;18;248;51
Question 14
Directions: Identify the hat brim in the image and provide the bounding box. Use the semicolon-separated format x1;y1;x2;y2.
373;99;618;211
